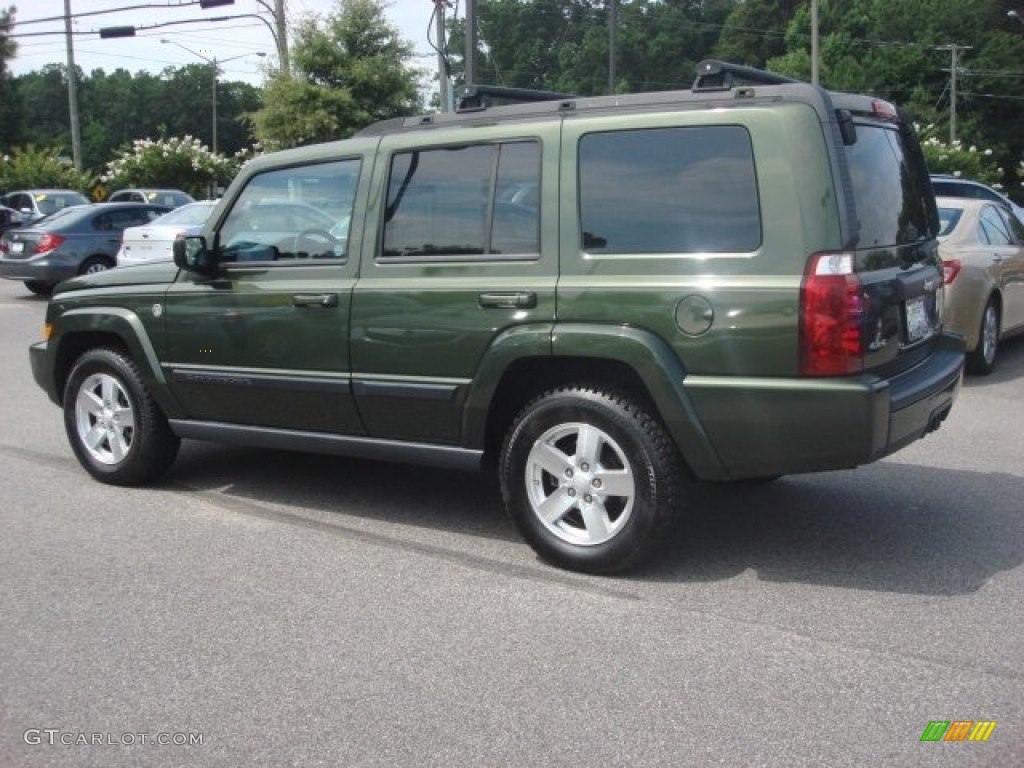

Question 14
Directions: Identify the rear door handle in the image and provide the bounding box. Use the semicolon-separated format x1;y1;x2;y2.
292;293;339;308
478;291;537;309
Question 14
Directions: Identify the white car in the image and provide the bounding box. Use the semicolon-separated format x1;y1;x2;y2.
116;202;217;266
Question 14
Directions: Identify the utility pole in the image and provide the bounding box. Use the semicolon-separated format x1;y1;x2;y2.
433;0;451;112
608;0;617;95
464;0;476;87
63;0;82;170
936;44;972;144
274;0;289;74
811;0;819;85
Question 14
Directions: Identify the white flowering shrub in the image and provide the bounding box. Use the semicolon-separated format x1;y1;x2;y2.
916;125;1003;187
101;137;234;198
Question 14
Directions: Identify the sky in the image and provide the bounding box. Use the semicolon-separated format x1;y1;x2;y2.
7;0;442;86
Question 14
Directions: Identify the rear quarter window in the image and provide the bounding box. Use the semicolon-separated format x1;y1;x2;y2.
578;125;761;254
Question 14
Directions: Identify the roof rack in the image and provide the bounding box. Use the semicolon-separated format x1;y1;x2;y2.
692;59;800;92
456;84;575;112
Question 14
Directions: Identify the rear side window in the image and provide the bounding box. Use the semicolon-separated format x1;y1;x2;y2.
846;125;931;247
578;126;761;254
979;206;1012;246
382;141;541;260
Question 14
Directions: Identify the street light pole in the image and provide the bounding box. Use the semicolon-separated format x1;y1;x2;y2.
160;38;264;154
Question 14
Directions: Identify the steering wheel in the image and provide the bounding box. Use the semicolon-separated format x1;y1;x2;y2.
291;228;341;259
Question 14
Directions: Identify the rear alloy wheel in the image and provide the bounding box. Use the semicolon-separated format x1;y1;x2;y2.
500;386;683;573
79;256;113;275
967;299;999;375
23;280;54;295
64;348;180;485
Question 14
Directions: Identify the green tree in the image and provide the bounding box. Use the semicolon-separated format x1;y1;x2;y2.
250;0;422;147
0;144;92;191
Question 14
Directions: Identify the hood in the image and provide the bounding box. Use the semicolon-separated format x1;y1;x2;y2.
55;262;180;294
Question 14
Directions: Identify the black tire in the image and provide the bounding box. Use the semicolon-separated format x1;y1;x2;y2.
79;256;113;275
24;280;54;295
63;348;180;485
967;298;999;376
499;385;684;574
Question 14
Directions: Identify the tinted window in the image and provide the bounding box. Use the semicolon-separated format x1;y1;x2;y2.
578;126;761;254
936;207;962;237
382;141;541;260
37;192;89;215
218;160;359;263
847;125;931;247
979;206;1012;246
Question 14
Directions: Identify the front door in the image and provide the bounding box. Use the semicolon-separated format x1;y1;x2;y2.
162;157;368;434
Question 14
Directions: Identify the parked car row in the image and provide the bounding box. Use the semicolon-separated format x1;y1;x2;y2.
0;202;173;294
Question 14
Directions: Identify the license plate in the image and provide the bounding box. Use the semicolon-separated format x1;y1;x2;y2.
905;296;930;342
11;241;24;254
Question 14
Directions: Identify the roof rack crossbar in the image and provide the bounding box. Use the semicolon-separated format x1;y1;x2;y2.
456;84;575;112
692;59;800;92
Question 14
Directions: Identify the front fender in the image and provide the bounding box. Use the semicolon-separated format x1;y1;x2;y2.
48;307;185;418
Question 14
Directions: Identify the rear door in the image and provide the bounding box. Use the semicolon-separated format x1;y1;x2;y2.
349;123;559;445
839;109;944;372
985;205;1024;332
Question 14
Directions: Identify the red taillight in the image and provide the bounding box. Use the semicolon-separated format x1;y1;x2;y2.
942;259;962;284
34;233;66;255
800;252;865;376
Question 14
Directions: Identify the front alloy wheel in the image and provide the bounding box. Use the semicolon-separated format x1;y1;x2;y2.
64;348;179;485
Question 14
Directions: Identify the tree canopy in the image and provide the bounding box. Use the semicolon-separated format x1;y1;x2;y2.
249;0;424;148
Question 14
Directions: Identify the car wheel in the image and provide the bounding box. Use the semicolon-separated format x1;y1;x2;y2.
967;298;999;375
63;348;180;485
23;280;54;295
79;256;113;275
499;385;683;573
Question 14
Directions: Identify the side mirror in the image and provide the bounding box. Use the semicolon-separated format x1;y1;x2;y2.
173;234;216;274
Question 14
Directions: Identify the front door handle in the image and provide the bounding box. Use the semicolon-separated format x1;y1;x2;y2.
292;293;339;308
478;291;537;309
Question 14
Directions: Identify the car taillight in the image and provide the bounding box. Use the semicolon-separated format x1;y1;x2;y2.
34;233;65;255
800;252;865;376
942;259;962;284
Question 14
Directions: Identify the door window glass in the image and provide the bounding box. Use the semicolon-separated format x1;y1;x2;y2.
217;159;360;263
381;141;541;260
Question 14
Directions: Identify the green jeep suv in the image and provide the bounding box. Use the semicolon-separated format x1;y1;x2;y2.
29;61;964;573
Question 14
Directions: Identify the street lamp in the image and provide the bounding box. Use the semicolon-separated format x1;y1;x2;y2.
1010;10;1024;26
160;38;265;154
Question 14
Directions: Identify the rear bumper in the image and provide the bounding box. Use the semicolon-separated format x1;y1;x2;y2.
684;332;965;480
0;257;77;283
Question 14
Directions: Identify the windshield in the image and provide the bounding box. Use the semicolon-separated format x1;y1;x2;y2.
152;202;216;227
37;192;89;215
936;207;963;238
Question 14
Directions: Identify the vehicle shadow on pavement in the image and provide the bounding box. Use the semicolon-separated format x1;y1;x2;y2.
165;444;517;542
165;442;1022;595
632;462;1024;594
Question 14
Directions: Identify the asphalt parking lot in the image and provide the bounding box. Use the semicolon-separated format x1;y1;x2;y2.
0;277;1021;767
